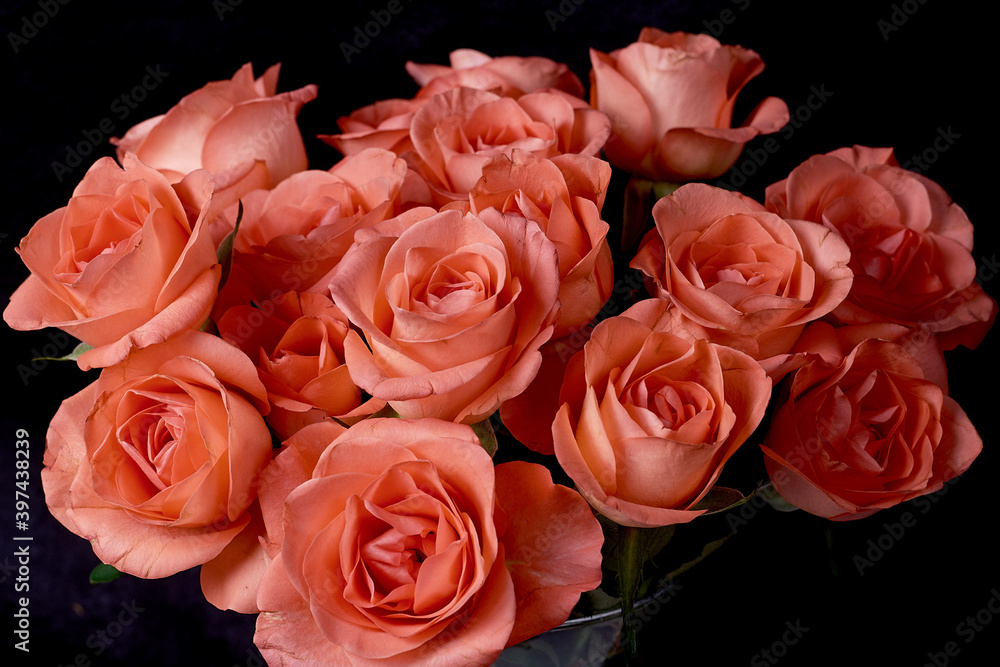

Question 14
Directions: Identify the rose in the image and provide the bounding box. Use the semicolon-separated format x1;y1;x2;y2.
405;48;585;99
552;298;771;527
112;62;317;211
254;418;604;666
589;27;789;181
459;149;614;337
328;206;561;423
216;290;382;439
321;50;585;161
321;97;424;158
3;154;220;370
212;148;408;316
40;330;273;578
764;145;997;350
406;86;611;205
760;322;982;520
630;183;854;361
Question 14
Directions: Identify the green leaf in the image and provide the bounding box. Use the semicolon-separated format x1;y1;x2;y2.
89;564;123;584
469;418;498;458
32;341;93;363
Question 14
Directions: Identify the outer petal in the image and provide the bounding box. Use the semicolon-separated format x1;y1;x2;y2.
494;461;603;645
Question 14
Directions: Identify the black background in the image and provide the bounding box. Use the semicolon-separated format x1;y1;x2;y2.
1;1;997;665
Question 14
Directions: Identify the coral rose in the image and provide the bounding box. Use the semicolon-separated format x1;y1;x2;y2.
630;183;854;361
322;97;424;158
3;154;220;370
216;290;381;439
589;27;789;180
328;207;561;423
213;148;407;316
40;330;273;578
764;145;997;350
552;299;771;527
406;86;611;205
112;62;317;211
322;50;584;162
406;48;585;99
254;418;604;666
760;322;982;520
462;149;614;337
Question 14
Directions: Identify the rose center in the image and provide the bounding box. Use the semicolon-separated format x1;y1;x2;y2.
852;227;921;285
55;197;146;281
114;385;206;499
624;377;718;442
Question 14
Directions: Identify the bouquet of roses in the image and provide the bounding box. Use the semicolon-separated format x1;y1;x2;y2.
4;26;995;666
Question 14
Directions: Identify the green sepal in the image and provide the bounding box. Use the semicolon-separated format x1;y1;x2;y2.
367;403;401;420
691;485;749;514
216;199;243;292
756;481;800;512
33;341;93;363
469;418;498;458
621;176;682;252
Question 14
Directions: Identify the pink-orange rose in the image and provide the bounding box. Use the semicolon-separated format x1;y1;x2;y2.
254;418;604;666
764;145;997;350
328;207;561;423
112;62;317;211
552;298;771;527
406;87;611;205
213;148;407;316
3;154;220;370
322;50;584;162
406;48;585;99
41;330;272;578
217;290;381;439
760;322;982;520
630;183;854;361
460;149;614;337
589;27;789;180
322;97;424;158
